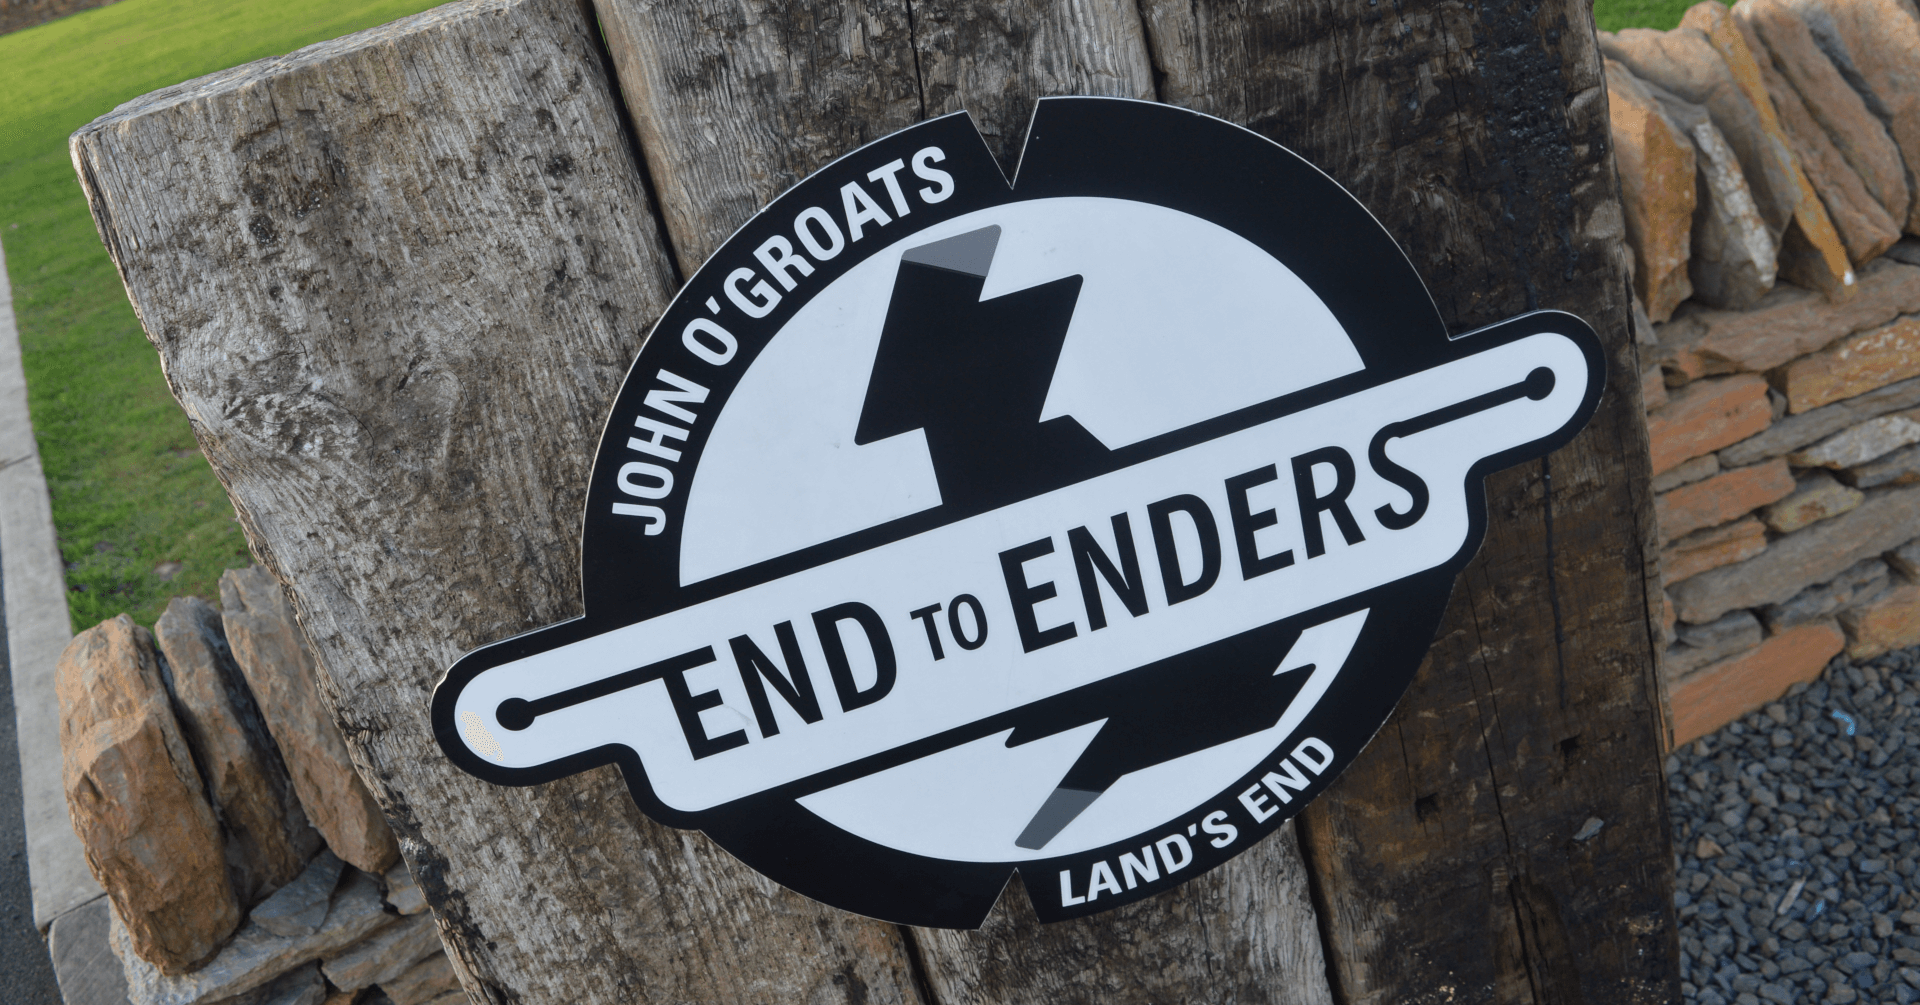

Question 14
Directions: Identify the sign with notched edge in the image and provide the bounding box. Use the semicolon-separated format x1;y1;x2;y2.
432;97;1606;928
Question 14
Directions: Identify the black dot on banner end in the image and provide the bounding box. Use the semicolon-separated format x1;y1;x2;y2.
497;698;535;732
1523;366;1555;401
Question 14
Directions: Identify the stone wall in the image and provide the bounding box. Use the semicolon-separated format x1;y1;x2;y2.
0;0;120;35
1610;0;1920;745
56;567;464;1005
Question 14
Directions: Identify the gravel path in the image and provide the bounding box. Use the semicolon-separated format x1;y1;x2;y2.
1673;645;1920;1005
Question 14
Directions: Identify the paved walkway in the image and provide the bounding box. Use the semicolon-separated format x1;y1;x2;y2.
3;555;63;1003
0;233;91;1002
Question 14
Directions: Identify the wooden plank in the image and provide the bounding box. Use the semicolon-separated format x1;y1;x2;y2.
908;0;1155;169
585;1;1335;1001
68;1;927;1002
595;2;926;272
1137;0;1681;1000
595;1;1156;273
912;821;1333;1005
71;0;1682;999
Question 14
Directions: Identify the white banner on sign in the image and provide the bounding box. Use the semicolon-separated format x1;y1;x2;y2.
796;608;1368;860
452;331;1588;812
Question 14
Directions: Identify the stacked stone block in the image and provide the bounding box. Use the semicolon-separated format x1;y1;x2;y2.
1611;0;1920;745
56;567;465;1005
1651;258;1920;745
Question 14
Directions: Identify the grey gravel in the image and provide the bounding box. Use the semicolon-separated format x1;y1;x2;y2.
1672;644;1920;1004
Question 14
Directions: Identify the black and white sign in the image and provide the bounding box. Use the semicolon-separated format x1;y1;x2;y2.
432;98;1605;928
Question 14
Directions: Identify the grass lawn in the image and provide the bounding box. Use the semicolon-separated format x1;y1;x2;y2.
1593;0;1719;32
0;0;444;631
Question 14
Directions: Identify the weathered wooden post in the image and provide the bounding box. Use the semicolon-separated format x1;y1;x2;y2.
1133;3;1683;999
70;0;1678;1001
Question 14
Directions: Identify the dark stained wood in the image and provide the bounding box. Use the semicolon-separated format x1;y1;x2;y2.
1137;0;1680;1001
69;2;926;1002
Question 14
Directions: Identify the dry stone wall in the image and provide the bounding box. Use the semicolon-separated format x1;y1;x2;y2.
154;596;322;908
220;567;397;876
0;0;117;35
58;615;239;974
1610;0;1920;746
56;567;461;1004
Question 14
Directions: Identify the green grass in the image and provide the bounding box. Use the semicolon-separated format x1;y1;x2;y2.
0;0;443;631
1593;0;1720;32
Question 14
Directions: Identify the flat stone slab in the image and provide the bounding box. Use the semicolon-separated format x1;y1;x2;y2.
322;912;440;992
250;853;343;940
1721;375;1920;468
1672;484;1920;623
381;862;425;917
221;963;325;1005
50;897;129;1005
380;952;458;1005
113;869;397;1005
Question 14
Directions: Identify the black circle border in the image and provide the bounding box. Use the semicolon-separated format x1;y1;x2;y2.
429;98;1608;927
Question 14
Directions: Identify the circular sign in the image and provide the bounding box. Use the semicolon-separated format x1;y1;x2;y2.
433;98;1605;927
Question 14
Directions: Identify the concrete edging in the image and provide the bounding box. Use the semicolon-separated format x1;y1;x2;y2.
0;234;98;930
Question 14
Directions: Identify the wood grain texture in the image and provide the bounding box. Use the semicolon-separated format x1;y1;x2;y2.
597;1;925;272
72;0;1679;998
909;0;1155;170
913;821;1333;1005
587;1;1334;1001
1138;0;1680;1001
69;2;924;1002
